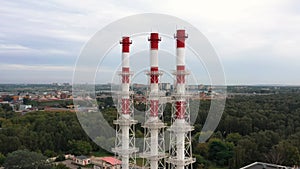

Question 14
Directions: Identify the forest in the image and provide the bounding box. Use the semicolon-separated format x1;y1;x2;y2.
0;90;300;168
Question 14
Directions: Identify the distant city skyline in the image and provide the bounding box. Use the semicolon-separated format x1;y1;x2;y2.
0;0;300;85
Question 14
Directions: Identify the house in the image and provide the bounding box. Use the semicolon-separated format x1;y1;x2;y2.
73;155;91;166
19;104;32;111
92;156;121;169
240;162;294;169
65;154;75;159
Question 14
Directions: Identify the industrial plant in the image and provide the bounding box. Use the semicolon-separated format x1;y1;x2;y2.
114;30;195;169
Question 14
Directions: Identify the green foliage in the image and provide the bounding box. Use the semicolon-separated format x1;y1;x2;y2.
235;136;259;164
68;140;92;156
208;138;234;167
0;134;21;154
0;153;5;166
0;106;18;119
136;158;144;167
0;104;12;112
226;133;242;145
23;99;73;108
0;111;96;155
2;96;13;102
97;97;114;108
44;149;57;157
4;149;51;169
54;163;70;169
23;97;30;105
194;154;209;168
0;88;300;168
55;154;66;162
90;150;113;157
264;141;300;166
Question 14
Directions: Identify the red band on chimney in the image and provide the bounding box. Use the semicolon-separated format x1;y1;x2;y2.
122;67;129;72
151;75;159;84
177;75;185;83
121;37;131;53
150;66;159;84
122;98;130;114
122;75;129;83
150;67;158;84
177;65;185;71
151;67;158;72
176;101;186;119
150;100;159;116
149;33;160;49
176;30;186;48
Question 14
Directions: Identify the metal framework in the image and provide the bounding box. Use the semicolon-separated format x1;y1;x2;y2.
140;33;167;169
167;30;196;169
113;36;138;169
112;30;196;169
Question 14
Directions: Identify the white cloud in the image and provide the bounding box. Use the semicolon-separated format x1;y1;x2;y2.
0;63;73;71
0;44;29;50
0;0;300;84
0;44;72;57
43;49;71;55
44;29;90;42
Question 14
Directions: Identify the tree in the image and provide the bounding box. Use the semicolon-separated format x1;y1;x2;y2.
194;143;209;158
0;153;5;166
194;154;209;169
265;141;300;166
0;135;21;155
55;154;66;162
208;138;234;166
226;133;242;145
0;104;12;112
230;145;246;169
4;150;51;169
55;154;66;161
23;97;30;105
68;140;92;155
44;149;56;157
236;136;259;163
104;97;114;107
54;163;70;169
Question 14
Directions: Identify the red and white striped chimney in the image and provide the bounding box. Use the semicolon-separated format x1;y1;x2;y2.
120;36;131;117
175;29;188;120
168;29;195;169
149;33;161;117
120;36;132;169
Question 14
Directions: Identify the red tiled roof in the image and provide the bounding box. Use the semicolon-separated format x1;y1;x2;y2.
100;157;122;165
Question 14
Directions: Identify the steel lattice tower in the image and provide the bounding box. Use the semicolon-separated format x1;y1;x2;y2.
113;36;138;169
167;29;196;169
140;33;167;169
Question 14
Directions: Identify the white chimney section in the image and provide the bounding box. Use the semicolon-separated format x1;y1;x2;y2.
113;36;138;169
141;33;166;169
167;29;195;169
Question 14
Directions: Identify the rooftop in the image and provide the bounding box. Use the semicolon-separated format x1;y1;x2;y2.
99;157;122;165
240;162;292;169
75;155;89;160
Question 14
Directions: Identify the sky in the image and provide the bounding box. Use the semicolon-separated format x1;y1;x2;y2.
0;0;300;85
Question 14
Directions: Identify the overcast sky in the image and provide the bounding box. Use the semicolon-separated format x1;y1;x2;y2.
0;0;299;85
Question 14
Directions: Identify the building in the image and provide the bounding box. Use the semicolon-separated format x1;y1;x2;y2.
92;157;121;169
19;104;32;111
159;83;171;90
240;162;294;169
64;154;75;159
73;155;91;166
